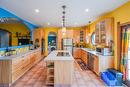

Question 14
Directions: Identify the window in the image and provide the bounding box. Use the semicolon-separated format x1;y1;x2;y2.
91;33;95;45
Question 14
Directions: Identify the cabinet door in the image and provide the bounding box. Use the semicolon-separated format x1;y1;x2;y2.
23;56;30;70
73;48;81;59
30;54;36;64
95;23;100;44
100;20;106;43
81;50;87;65
12;58;25;82
73;30;80;43
95;18;113;45
84;52;88;64
94;56;99;75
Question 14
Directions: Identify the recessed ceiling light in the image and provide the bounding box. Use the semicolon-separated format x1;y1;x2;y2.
74;22;78;25
35;9;40;13
47;22;50;25
85;9;89;12
61;22;63;25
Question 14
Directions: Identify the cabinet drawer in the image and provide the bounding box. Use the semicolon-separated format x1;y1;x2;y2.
12;58;24;72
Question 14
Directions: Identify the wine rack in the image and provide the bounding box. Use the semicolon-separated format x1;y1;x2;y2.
46;62;54;86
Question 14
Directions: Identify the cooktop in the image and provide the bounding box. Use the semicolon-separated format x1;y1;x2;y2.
57;52;70;57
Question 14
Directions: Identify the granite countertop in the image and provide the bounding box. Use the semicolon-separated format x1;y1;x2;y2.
44;50;74;61
0;48;41;60
81;48;113;57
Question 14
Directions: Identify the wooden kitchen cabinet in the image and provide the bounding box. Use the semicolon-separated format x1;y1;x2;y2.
81;48;114;76
95;18;114;45
0;49;42;86
12;52;39;82
81;49;88;65
73;30;80;43
73;48;81;59
73;48;88;64
45;51;74;86
93;55;99;75
12;50;41;82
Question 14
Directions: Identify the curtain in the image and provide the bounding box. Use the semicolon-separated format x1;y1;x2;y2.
121;26;130;81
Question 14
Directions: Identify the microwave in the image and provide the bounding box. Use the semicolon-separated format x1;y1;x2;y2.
96;47;112;56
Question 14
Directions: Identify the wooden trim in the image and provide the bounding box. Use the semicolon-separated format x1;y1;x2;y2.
117;22;121;70
120;22;130;27
117;21;130;70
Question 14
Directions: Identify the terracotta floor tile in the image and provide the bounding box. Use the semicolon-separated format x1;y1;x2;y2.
78;85;88;87
77;79;86;85
11;59;105;87
33;82;43;87
13;82;25;87
26;79;36;85
86;81;97;87
20;76;31;82
72;84;78;87
24;85;33;87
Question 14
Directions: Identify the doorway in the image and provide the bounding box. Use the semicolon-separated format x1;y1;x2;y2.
41;38;45;55
0;29;12;48
48;32;57;53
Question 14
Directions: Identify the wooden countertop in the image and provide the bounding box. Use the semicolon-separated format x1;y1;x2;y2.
44;50;74;61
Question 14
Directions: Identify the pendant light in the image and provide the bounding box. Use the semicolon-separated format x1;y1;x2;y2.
61;5;66;36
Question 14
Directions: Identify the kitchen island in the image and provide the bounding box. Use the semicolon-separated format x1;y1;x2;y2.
0;48;43;87
44;50;74;87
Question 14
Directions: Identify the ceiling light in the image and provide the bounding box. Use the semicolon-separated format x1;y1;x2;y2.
74;22;78;25
85;9;89;12
61;5;67;35
47;22;50;25
35;9;40;13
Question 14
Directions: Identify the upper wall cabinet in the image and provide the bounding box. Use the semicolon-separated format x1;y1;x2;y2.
73;30;80;43
95;18;114;46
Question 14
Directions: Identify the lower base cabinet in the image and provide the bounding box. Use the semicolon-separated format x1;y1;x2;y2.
46;61;74;86
0;49;43;86
81;50;88;65
80;49;113;76
93;55;99;75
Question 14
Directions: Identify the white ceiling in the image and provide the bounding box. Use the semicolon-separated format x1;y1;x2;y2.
0;0;128;27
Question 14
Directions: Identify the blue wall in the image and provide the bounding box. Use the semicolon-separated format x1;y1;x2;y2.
0;8;38;31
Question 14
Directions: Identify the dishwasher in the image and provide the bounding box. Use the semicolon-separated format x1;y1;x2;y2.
87;53;94;70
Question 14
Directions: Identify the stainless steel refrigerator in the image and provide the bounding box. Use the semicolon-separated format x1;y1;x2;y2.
62;38;73;54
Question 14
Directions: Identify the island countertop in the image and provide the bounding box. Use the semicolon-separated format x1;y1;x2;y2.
44;50;74;61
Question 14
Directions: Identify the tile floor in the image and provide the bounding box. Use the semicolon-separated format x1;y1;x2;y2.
11;60;106;87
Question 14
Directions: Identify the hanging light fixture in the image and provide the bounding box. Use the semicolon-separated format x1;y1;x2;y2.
61;5;66;35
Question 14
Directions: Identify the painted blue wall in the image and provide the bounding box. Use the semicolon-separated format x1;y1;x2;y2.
0;8;38;31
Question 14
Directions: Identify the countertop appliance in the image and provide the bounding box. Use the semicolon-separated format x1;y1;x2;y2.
62;38;73;54
96;47;112;56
